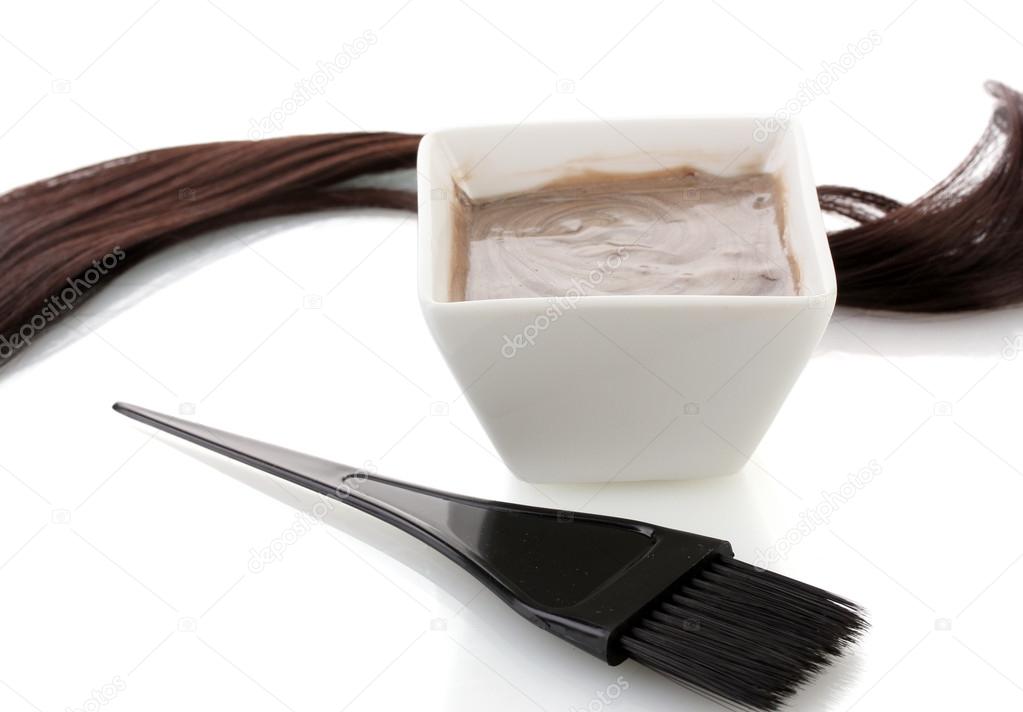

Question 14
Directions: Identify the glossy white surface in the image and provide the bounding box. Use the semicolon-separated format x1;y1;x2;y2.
1;2;1022;711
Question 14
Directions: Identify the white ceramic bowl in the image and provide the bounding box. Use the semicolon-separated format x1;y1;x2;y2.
417;118;835;483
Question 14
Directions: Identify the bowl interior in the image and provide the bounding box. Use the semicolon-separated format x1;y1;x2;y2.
417;118;835;304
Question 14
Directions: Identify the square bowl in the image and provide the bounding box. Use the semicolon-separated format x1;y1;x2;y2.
417;117;835;483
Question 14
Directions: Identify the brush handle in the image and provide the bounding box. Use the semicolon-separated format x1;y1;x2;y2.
325;471;723;667
113;402;729;665
112;402;581;609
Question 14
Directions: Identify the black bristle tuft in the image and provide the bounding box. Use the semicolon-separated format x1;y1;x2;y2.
621;556;867;711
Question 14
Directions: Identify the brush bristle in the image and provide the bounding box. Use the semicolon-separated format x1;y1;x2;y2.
620;556;866;710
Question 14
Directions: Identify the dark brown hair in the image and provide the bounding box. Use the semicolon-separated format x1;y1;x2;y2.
1;82;1021;365
820;81;1023;312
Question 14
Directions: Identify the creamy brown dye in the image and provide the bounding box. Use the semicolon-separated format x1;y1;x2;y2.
449;168;798;301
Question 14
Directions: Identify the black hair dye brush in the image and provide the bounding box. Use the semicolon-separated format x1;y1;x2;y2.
113;402;866;710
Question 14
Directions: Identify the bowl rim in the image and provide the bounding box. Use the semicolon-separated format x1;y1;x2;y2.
417;116;838;307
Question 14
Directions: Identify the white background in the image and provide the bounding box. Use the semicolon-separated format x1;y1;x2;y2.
2;1;1023;710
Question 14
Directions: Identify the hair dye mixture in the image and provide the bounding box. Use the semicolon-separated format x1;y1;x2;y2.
451;168;799;301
